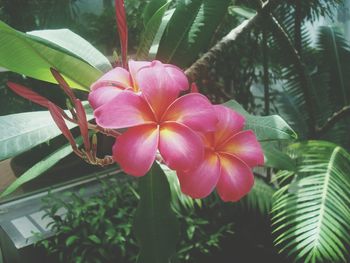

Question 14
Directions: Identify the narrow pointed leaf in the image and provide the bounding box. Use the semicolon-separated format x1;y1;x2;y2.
0;137;83;198
137;1;171;60
133;162;179;263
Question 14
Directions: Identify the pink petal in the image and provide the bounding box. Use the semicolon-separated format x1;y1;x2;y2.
177;150;221;199
94;91;155;129
218;130;264;167
88;86;124;109
164;64;189;92
161;93;217;132
90;67;131;91
159;122;204;171
114;124;159;177
213;105;245;146
216;153;254;202
136;61;187;118
128;60;150;90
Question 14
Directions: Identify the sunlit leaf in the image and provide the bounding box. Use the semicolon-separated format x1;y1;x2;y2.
0;104;93;161
0;21;102;91
272;141;350;263
28;29;112;72
228;5;256;19
224;99;297;141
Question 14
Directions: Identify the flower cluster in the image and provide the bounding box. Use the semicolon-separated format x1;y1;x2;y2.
89;60;264;202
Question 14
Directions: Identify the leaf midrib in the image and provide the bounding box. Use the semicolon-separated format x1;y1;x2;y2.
312;146;341;249
0;29;92;90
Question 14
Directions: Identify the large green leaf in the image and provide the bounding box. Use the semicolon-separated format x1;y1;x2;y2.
224;100;297;141
261;142;296;171
0;107;93;161
157;0;230;67
28;29;112;72
172;0;230;67
160;164;201;214
0;21;102;91
272;141;350;262
0;137;82;198
133;162;179;263
136;1;171;60
143;0;168;26
156;0;202;63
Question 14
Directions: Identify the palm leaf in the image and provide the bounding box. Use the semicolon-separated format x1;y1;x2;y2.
316;26;350;149
157;0;230;67
272;141;350;263
238;176;275;216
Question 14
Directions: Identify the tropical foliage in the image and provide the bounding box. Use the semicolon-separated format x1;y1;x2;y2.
0;0;349;262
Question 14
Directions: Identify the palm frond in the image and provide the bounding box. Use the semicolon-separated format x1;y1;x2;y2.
316;26;350;149
238;176;275;216
272;141;350;263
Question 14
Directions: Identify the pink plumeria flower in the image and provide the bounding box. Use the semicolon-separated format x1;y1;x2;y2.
88;60;188;109
92;61;218;176
177;105;264;202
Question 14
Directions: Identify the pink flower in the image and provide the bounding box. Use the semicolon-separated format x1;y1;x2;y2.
177;105;264;202
88;60;188;109
93;61;218;176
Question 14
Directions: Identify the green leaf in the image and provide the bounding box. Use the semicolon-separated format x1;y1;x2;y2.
228;5;256;19
239;177;275;216
157;0;230;67
0;137;83;198
149;8;175;59
88;235;102;244
261;142;296;171
0;107;93;161
224;99;297;141
156;0;202;63
0;21;102;91
143;0;168;26
272;141;350;262
28;29;112;73
133;162;179;263
66;235;79;246
160;164;201;213
137;1;171;60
